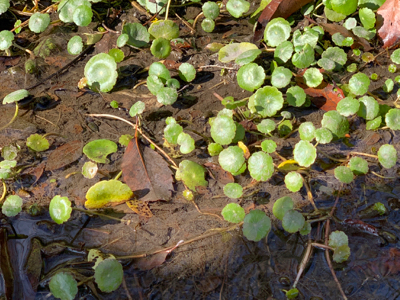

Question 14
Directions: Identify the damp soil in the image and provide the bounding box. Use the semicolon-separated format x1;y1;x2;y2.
1;2;400;300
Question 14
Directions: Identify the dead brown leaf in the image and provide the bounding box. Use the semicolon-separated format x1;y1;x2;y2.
22;162;46;185
45;140;83;171
121;138;174;202
126;199;154;218
204;162;234;185
377;0;400;48
135;241;182;270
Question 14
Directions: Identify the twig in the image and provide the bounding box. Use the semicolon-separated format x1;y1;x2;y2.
292;242;313;288
302;174;318;211
130;0;152;17
318;150;347;162
174;12;195;34
370;170;396;179
347;151;378;159
0;181;6;203
192;11;204;29
86;113;178;168
0;103;19;131
192;200;224;221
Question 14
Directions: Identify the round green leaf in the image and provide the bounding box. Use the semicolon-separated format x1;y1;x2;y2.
218;42;258;63
84;53;117;92
208;143;223;156
211;115;236;145
282;209;305;233
328;230;348;248
336;97;360;117
83;139;117;163
0;0;10;15
257;119;276;134
385;108;400;130
271;66;292;88
261;140;277;153
278;120;293;137
274;41;294;64
349;156;368;175
116;33;129;47
29;12;50;33
298;122;316;141
147;75;164;96
49;272;78;300
383;79;394;93
248;151;274;181
49;195;72;224
251;86;283;117
26;134;49;152
218;146;245;174
122;22;150;47
108;48;124;63
237;63;265;92
303;68;323;88
166;78;180;89
318;47;347;71
293;140;316;167
334;166;354;184
221;203;245;223
378;144;397;169
202;1;220;19
366;116;382;130
73;4;92;27
82;161;98;179
201;18;215;33
243;210;271;241
333;245;351;263
178;63;196;82
156;87;178;105
129;101;145;117
150;37;171;59
357;96;379;120
286;86;306;107
118;134;133;147
67;36;83;55
299;222;312;236
348;72;370;96
85;180;133;209
331;0;357;15
391;49;400;64
321;110;349;138
292;44;314;69
164;123;183;145
176;160;207;191
2;195;22;217
344;17;357;30
0;30;14;50
58;0;90;23
264;18;291;47
273;196;294;220
359;7;376;29
285;171;303;192
226;0;250;18
94;258;123;293
148;20;179;40
223;183;243;198
177;132;195;154
235;49;262;66
3;89;29;104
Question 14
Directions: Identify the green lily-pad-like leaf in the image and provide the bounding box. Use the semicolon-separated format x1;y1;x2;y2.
385;108;400;130
85;180;133;209
257;119;276;134
202;1;220;19
148;20;179;40
83;139;117;164
282;209;305;233
264;17;291;47
273;196;293;220
82;161;98;179
3;89;29;104
223;182;243;199
49;272;78;300
292;43;314;69
334;166;354;184
332;32;354;47
149;62;170;82
333;245;351;263
331;0;357;15
0;160;16;169
248;151;274;181
221;203;245;223
286;86;306;107
94;258;123;293
271;66;292;88
321;110;349;138
211;115;236;145
261;140;277;153
108;48;124;63
26;134;49;152
201;18;215;33
352;26;375;40
329;230;348;248
116;33;129;47
298;122;316;141
166;78;180;89
119;134;133;147
0;30;13;51
84;53;118;92
383;78;394;93
359;7;376;29
336;97;360;117
177;132;195;154
147;75;164;96
122;22;150;48
243;210;271;242
293;140;316;167
235;49;262;66
349;72;370;96
278;120;293;137
208;143;223;156
58;0;90;23
176;160;208;191
164;122;183;145
251;86;283;117
357;96;379;121
391;49;400;64
49;195;72;224
218;146;245;174
73;4;92;27
285;171;303;192
156;87;178;105
292;29;319;49
29;12;50;33
178;63;196;82
349;156;368;175
129;101;145;117
237;63;265;92
218;42;258;63
67;36;83;55
0;0;10;15
303;68;323;88
366;116;382;130
378;144;397;169
274;41;294;64
318;47;347;71
150;37;171;59
226;0;250;18
2;195;22;217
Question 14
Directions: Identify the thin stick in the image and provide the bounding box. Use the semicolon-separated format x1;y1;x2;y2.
86;113;178;168
293;242;313;288
318;150;348;162
0;103;19;131
347;151;378;159
174;12;195;34
0;181;6;203
164;0;172;20
302;175;318;211
370;170;396;179
192;200;224;221
192;11;204;29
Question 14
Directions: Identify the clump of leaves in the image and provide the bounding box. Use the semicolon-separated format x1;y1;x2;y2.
329;231;351;263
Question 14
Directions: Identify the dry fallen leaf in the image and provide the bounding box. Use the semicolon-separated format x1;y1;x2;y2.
126;199;154;218
45;140;83;171
377;0;400;48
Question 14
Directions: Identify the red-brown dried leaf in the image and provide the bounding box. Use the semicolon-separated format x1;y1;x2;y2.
23;162;45;185
135;241;182;270
45;140;83;171
0;56;20;72
254;0;313;41
121;138;174;202
204;162;234;185
377;0;400;48
126;199;154;218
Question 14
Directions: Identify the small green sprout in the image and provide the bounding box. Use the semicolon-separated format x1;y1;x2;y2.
221;203;245;223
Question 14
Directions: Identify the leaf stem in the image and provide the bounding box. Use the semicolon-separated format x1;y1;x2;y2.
165;0;172;20
0;103;19;131
0;181;6;203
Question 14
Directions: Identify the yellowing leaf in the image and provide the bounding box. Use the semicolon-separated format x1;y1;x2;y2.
238;141;250;159
126;199;154;218
278;159;304;171
85;180;133;209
